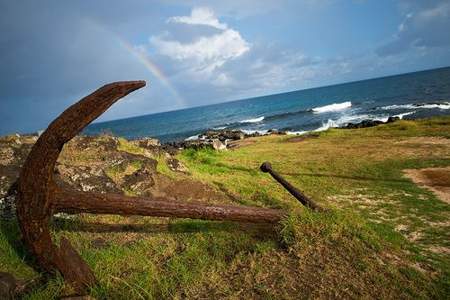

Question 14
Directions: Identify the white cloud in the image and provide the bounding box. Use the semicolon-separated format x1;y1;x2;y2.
168;7;227;30
212;72;233;86
150;7;250;82
151;29;249;65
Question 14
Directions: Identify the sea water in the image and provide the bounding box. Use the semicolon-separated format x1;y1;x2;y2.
85;66;450;142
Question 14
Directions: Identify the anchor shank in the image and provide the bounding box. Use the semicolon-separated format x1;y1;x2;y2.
52;188;285;224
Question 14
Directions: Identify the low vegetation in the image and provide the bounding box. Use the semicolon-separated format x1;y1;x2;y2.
1;117;449;298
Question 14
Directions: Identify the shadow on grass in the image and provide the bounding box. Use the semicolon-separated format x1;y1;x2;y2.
213;162;257;173
281;172;411;183
53;218;277;236
213;181;244;203
0;213;51;299
0;183;32;266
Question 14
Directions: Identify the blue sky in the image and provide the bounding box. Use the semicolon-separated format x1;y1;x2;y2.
1;0;450;134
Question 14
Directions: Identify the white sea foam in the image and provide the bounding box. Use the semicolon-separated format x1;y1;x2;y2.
394;111;416;119
213;126;227;130
373;115;390;123
239;116;265;123
241;129;269;135
185;135;199;141
314;119;338;132
314;113;389;132
381;102;450;110
312;101;352;113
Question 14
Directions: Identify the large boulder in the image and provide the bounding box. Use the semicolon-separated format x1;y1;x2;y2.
212;139;227;151
166;158;189;173
55;164;121;193
134;138;160;148
344;116;401;129
122;166;156;196
202;130;245;141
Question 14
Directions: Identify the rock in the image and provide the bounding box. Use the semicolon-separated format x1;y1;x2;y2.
0;181;17;220
55;164;121;194
166;158;189;173
268;129;286;135
0;272;19;299
164;140;213;152
0;193;16;220
202;130;245;141
387;116;400;123
71;135;118;152
122;166;156;196
212;139;227;151
135;138;160;148
344;119;384;129
344;116;401;129
0;147;14;166
161;128;291;151
161;144;182;155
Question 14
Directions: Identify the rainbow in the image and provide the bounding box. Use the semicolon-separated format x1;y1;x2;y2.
85;19;185;107
117;37;185;107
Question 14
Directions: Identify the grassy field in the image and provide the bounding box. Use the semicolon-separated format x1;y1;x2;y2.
1;117;449;299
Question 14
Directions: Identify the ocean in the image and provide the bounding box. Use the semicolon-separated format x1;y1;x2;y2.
85;66;450;142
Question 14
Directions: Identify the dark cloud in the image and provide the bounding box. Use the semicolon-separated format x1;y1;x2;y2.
377;1;450;56
0;0;179;135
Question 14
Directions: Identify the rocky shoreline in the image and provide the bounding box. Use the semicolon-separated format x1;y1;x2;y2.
163;116;402;151
342;116;400;129
162;128;285;152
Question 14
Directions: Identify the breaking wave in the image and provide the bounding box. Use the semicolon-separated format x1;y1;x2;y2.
313;110;417;132
239;116;265;123
379;102;450;110
240;129;269;135
395;111;416;119
312;101;352;113
185;135;199;141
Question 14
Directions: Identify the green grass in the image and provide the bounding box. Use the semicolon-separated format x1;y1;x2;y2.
1;116;450;298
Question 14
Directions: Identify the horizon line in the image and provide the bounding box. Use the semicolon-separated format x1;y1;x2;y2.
92;65;450;126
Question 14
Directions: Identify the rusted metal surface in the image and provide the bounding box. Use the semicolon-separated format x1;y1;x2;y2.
260;161;325;211
16;81;146;292
15;81;285;293
52;189;284;223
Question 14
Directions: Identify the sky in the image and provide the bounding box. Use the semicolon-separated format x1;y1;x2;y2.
1;0;450;135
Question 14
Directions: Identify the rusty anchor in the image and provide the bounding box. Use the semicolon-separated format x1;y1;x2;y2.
15;81;323;293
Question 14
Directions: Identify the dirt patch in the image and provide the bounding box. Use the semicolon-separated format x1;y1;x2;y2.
404;166;450;204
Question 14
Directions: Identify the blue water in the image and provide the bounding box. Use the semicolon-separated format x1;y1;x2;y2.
85;67;450;142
